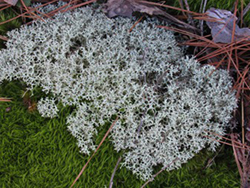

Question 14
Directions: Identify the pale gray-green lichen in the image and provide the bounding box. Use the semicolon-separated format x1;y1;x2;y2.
0;2;237;180
37;97;59;118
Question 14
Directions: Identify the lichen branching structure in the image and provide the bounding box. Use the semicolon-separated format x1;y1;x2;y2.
0;3;237;180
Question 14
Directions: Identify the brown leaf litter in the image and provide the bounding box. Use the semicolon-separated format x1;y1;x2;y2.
103;0;198;30
206;8;250;43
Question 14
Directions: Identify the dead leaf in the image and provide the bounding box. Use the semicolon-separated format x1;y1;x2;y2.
23;94;37;112
246;131;250;142
103;0;197;30
236;147;244;163
21;90;37;112
206;8;250;43
103;0;133;18
2;0;18;5
103;0;165;18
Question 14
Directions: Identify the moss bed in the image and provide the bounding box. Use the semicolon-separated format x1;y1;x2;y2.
0;81;240;187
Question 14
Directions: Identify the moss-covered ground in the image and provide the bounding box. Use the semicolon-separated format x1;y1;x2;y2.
0;81;240;187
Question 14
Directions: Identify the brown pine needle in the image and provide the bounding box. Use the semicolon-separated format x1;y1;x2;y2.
109;156;122;188
204;130;250;150
62;0;97;12
231;134;243;177
207;55;227;77
0;97;12;102
20;0;45;22
0;0;58;26
0;4;11;12
141;158;179;188
241;95;245;144
0;35;8;41
204;134;250;151
70;117;119;188
129;15;144;33
139;0;204;16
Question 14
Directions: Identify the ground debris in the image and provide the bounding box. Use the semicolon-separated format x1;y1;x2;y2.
0;0;18;6
206;8;250;43
103;0;197;30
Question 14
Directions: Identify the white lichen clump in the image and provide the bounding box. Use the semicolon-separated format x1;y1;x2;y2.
37;97;59;118
0;3;237;180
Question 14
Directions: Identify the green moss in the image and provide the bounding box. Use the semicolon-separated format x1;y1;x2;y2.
0;81;240;187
